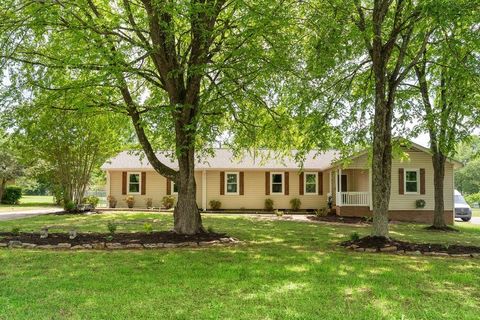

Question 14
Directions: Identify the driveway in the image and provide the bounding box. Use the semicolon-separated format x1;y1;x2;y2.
470;217;480;225
0;208;64;221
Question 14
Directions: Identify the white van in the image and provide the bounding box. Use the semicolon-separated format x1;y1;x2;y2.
454;190;472;222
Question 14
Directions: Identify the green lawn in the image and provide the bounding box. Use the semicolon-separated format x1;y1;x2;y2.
0;195;58;212
1;213;480;319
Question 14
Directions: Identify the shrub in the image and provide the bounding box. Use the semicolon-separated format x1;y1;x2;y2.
11;227;20;236
327;195;333;209
209;200;221;210
162;195;175;209
144;223;153;234
107;222;117;234
316;208;327;217
290;198;301;211
350;232;360;242
363;216;373;223
1;186;22;205
65;201;76;212
84;196;99;208
415;199;426;209
264;198;274;211
69;229;77;239
465;193;480;207
124;195;135;208
107;195;117;208
40;227;49;238
145;198;153;208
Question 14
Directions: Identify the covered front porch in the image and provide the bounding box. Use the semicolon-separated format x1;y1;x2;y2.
329;168;371;208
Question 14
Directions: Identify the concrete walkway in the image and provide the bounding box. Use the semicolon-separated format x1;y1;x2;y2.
0;208;64;221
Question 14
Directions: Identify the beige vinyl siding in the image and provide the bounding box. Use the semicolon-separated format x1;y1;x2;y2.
195;171;202;206
205;170;327;210
341;169;369;192
108;170;203;208
344;151;454;211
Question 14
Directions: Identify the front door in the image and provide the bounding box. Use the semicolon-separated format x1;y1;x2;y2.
341;174;347;192
337;174;348;192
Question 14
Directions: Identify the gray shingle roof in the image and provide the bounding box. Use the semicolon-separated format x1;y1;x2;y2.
101;149;338;171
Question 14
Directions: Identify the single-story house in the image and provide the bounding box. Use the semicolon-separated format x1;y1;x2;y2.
101;143;462;224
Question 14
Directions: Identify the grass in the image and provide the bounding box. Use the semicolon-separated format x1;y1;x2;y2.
0;195;58;213
1;213;480;319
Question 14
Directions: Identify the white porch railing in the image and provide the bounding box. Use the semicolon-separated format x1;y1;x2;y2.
338;192;369;206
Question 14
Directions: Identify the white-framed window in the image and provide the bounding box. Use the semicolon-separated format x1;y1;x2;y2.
405;169;419;194
128;172;141;194
171;181;178;195
304;172;317;195
271;172;284;195
225;172;239;195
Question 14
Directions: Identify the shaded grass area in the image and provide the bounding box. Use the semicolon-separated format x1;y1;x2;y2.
0;213;480;319
0;195;58;213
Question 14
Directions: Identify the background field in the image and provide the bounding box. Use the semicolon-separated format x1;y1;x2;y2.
473;208;480;217
0;195;58;213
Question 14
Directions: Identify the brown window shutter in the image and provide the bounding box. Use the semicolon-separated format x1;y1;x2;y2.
239;172;244;195
299;172;304;195
420;168;426;195
166;178;171;195
141;172;146;195
285;172;289;195
220;172;225;195
265;172;270;195
399;168;404;195
122;172;127;195
318;172;323;195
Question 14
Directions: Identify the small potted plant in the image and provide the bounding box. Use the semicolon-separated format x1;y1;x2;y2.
107;195;117;208
124;195;135;208
162;196;175;209
145;198;153;209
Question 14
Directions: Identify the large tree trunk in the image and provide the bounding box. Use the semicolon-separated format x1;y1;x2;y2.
174;146;204;234
371;93;393;238
432;152;447;227
416;60;449;229
171;95;204;234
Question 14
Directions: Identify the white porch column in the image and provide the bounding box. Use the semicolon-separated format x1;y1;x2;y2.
338;168;342;206
202;170;207;211
328;170;332;195
368;168;373;210
106;171;111;197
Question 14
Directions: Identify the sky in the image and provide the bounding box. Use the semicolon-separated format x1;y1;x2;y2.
412;133;429;148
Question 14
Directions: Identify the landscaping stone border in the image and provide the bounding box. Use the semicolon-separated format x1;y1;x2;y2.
1;237;241;250
345;244;480;258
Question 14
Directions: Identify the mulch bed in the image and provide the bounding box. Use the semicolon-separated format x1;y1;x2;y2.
424;225;459;232
0;231;240;250
341;236;480;256
307;215;371;224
